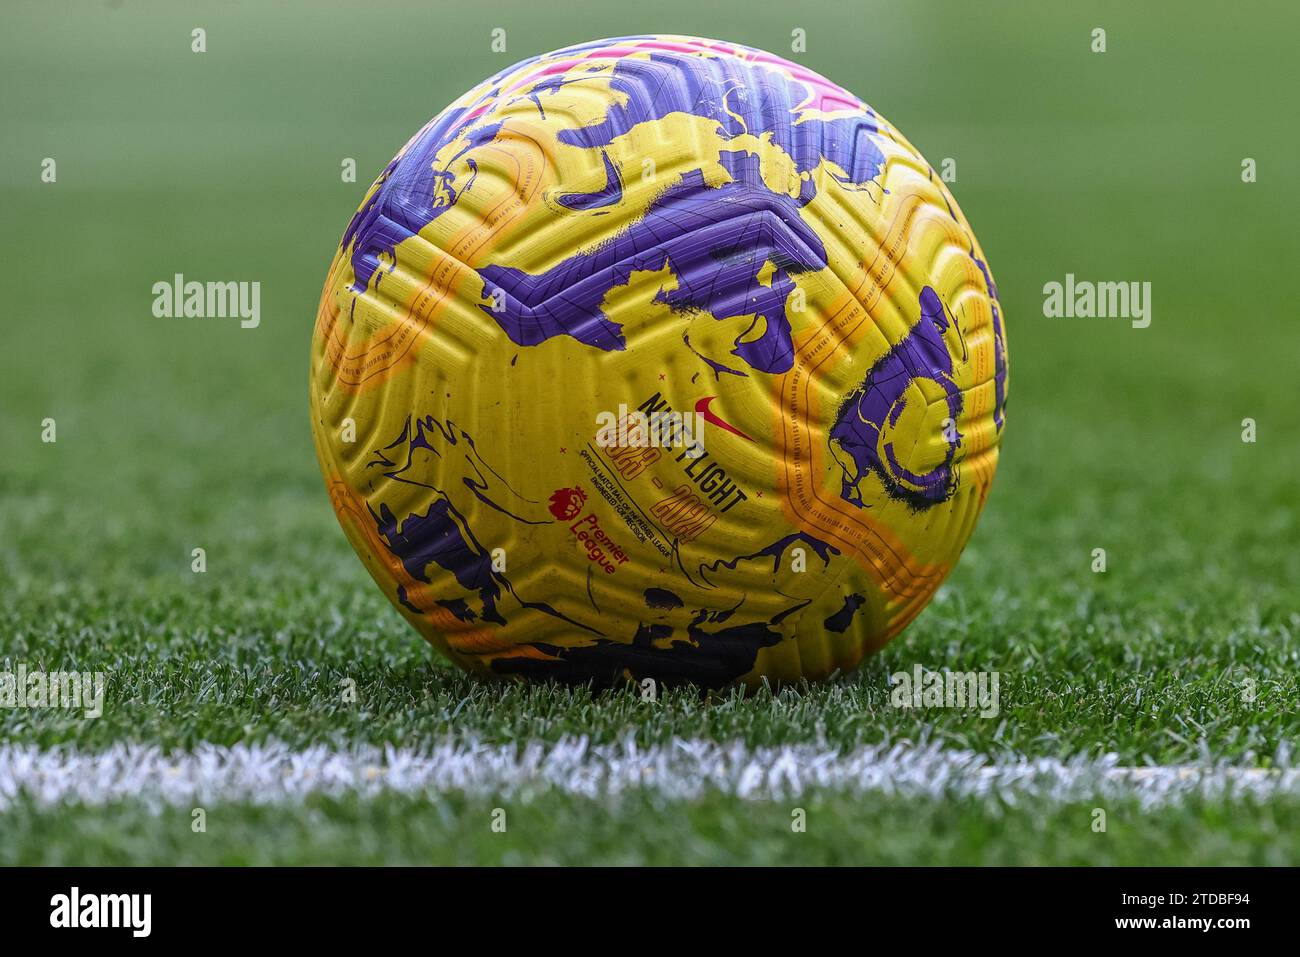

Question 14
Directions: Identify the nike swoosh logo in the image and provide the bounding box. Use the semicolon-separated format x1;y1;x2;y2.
695;396;754;442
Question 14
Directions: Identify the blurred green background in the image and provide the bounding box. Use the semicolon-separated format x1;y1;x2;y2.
1;0;1297;864
3;0;1295;585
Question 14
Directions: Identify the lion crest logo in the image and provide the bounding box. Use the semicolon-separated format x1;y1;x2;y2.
548;486;588;521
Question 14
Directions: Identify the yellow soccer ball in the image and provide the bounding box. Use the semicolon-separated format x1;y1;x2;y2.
310;36;1008;689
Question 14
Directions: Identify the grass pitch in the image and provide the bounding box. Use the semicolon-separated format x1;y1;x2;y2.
1;0;1297;865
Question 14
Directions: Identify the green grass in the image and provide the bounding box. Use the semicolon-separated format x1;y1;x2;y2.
1;0;1298;864
6;792;1300;867
2;574;1296;765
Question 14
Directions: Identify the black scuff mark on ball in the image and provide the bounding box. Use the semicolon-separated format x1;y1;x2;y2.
824;594;865;633
491;593;812;690
436;597;476;623
644;587;683;610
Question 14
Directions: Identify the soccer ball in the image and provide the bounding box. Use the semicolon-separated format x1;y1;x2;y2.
310;36;1008;689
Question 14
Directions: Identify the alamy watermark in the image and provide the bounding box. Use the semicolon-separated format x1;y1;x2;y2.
50;887;150;937
1042;273;1151;328
889;664;1000;718
595;403;705;455
151;273;261;328
0;664;105;718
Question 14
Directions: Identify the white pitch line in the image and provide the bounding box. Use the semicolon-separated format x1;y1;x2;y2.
0;738;1296;811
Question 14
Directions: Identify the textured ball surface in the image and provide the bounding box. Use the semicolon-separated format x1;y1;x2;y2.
310;35;1008;689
